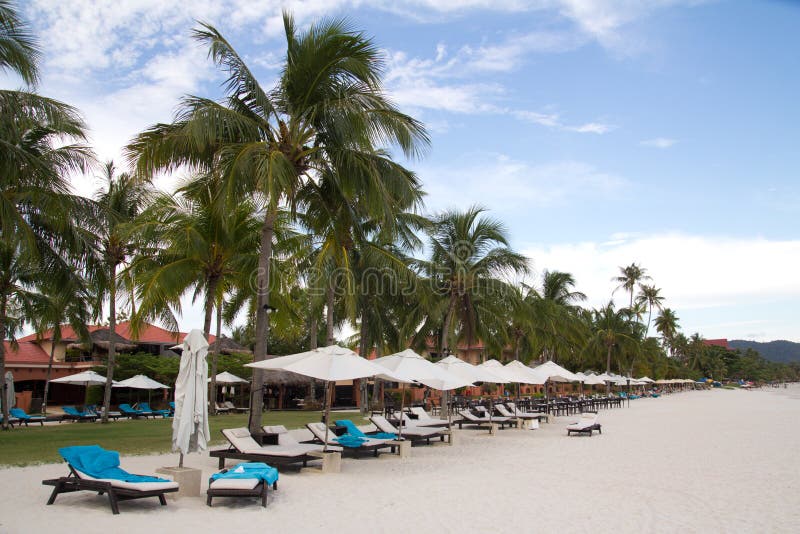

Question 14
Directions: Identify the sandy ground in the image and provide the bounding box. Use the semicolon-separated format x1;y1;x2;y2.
1;385;799;534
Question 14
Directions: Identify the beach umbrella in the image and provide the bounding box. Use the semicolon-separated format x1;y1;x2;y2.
3;372;14;410
210;371;248;385
639;376;655;383
502;360;545;416
374;349;473;438
114;374;169;405
583;373;606;386
529;361;580;412
50;370;109;386
248;345;412;450
172;329;210;467
435;356;508;419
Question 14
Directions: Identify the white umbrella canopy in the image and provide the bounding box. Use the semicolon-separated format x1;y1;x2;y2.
113;374;169;390
529;361;580;383
478;359;520;383
51;370;112;386
583;373;607;386
504;360;546;385
436;355;508;383
172;329;210;467
210;371;248;385
638;376;655;383
374;349;473;391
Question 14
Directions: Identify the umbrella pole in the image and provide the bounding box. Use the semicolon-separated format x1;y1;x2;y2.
322;381;331;453
179;452;184;468
398;383;405;440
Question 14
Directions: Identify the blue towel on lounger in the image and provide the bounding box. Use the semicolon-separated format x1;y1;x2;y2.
334;434;368;448
211;462;278;485
335;419;396;440
59;445;168;483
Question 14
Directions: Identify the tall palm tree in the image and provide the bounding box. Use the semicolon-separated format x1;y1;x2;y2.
530;270;587;364
130;177;261;413
88;162;152;423
584;301;640;392
654;307;680;356
613;263;651;310
419;206;528;377
0;0;40;86
636;284;664;337
127;15;428;432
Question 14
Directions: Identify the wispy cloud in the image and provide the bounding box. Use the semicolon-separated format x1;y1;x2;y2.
640;137;677;148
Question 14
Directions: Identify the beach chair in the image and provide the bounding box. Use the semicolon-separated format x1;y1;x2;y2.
454;409;511;430
207;462;278;508
494;404;540;428
86;405;123;421
210;427;337;469
224;400;248;413
370;415;451;445
506;402;549;422
168;401;175;416
407;407;450;427
0;413;20;427
118;404;152;419
214;402;231;414
566;412;602;436
61;406;98;422
9;408;46;426
138;402;170;418
306;422;396;458
42;445;178;514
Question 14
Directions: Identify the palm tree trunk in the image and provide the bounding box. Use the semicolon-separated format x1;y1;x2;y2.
439;293;457;419
249;210;276;434
325;283;335;345
209;297;222;416
42;338;57;415
358;314;369;415
101;263;117;424
308;313;317;402
646;305;653;337
0;296;9;430
605;344;612;395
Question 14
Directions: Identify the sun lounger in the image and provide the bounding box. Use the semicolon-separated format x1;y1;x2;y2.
494;404;540;428
566;412;602;436
210;427;336;469
455;410;511;429
0;414;20;427
370;415;451;445
214;402;231;414
9;408;46;426
86;405;123;420
262;425;345;455
138;403;170;417
505;402;548;422
407;407;451;427
306;422;396;458
61;406;98;422
118;404;152;419
224;400;248;413
42;445;178;514
207;462;278;508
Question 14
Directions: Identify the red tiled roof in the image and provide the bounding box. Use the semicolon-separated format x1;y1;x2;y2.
703;339;729;349
18;321;215;344
3;341;50;364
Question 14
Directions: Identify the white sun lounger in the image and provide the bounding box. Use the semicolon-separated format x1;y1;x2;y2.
306;422;396;457
370;415;450;444
495;404;540;428
210;427;340;469
566;412;602;436
455;410;512;429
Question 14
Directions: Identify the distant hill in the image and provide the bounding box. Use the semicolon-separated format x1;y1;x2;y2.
728;339;800;363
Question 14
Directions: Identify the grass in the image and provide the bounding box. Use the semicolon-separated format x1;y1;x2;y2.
0;411;368;467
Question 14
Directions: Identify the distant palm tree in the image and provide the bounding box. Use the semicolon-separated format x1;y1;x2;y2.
654;307;680;356
613;263;651;310
585;301;640;392
636;284;664;337
127;15;428;432
88;162;152;423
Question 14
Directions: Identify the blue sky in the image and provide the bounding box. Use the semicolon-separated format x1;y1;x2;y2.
5;1;799;342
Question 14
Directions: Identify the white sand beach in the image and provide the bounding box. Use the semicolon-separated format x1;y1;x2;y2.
2;386;799;534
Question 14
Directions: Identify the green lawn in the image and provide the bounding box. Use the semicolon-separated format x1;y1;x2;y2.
0;411;368;467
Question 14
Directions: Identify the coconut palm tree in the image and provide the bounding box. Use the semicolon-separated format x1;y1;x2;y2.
127;15;428;432
636;284;664;337
0;0;40;86
654;307;680;356
584;301;640;392
613;263;651;310
88;162;152;423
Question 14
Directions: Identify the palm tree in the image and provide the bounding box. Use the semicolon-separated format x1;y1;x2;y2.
585;301;640;392
613;263;651;310
88;162;152;423
421;206;528;368
0;59;93;429
636;284;664;337
130;178;261;414
127;15;428;432
530;270;587;364
654;307;680;356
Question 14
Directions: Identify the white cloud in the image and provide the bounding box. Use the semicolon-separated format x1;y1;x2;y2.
521;233;800;338
421;155;625;212
640;137;677;148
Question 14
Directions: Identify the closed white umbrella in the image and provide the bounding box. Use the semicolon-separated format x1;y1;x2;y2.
247;345;412;450
172;329;210;467
374;349;473;438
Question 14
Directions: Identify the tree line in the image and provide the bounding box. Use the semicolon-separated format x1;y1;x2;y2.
1;4;795;430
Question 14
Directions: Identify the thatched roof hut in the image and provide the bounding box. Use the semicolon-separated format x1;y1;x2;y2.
67;328;138;352
209;336;252;355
